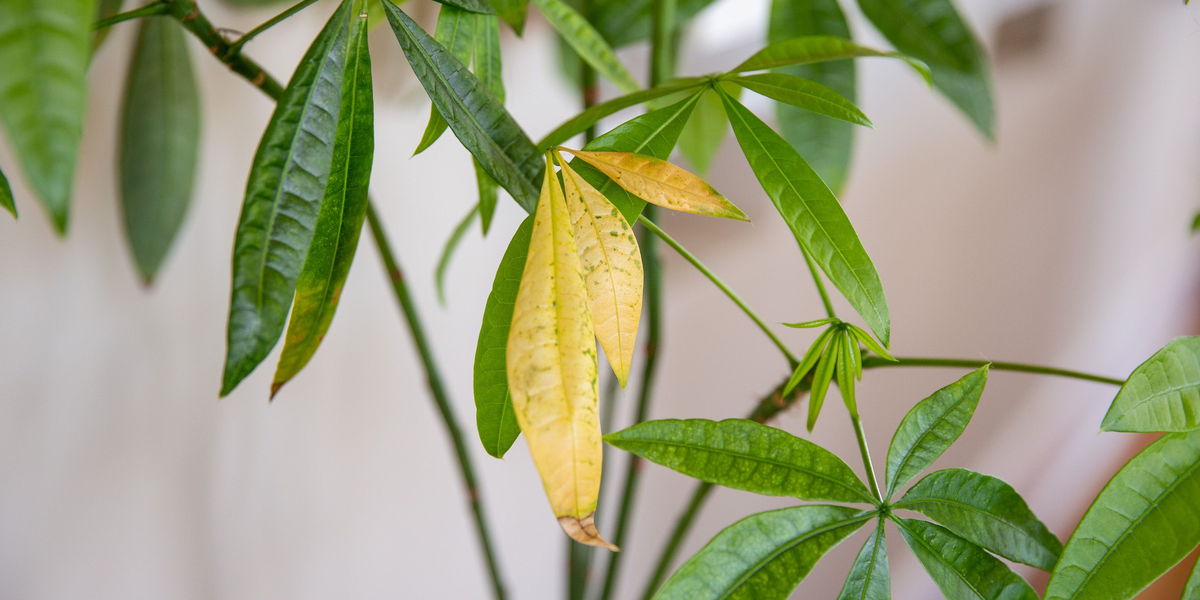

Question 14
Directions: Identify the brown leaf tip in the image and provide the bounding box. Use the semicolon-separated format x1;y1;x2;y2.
558;513;620;552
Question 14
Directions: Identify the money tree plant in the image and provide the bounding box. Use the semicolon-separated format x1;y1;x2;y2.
2;0;1199;599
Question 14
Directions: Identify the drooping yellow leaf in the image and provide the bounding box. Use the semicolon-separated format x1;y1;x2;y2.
560;148;748;221
557;154;643;389
507;155;617;551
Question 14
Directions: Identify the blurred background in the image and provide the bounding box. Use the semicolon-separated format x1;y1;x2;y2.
2;0;1200;598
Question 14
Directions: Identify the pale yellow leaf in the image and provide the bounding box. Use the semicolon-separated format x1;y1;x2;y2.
558;154;643;389
507;156;617;551
560;148;748;221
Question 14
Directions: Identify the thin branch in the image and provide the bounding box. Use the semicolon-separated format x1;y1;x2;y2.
225;0;323;58
92;1;170;30
862;356;1125;386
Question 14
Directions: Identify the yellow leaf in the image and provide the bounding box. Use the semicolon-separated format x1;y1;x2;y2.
507;155;617;551
557;154;643;389
560;148;748;221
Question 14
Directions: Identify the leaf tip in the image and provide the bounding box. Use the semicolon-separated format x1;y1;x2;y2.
558;513;620;551
270;381;284;400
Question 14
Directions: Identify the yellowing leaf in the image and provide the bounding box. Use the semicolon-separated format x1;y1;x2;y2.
557;154;643;389
561;149;748;221
507;156;616;551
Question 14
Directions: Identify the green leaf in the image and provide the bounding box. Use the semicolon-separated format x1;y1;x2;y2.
677;84;739;177
784;317;841;329
1184;557;1200;600
808;329;841;431
1045;429;1200;600
383;1;543;212
729;73;871;127
733;36;930;83
537;78;707;150
838;328;858;416
719;91;891;347
884;366;988;498
532;0;640;94
271;9;374;397
433;0;495;13
849;323;895;361
119;16;201;284
1102;336;1200;433
413;5;477;156
91;0;124;51
591;0;719;48
488;0;529;34
605;418;875;503
474;14;503;234
476;161;499;234
895;517;1039;600
221;1;354;397
655;505;872;600
1191;211;1200;235
436;204;479;305
0;164;15;219
0;0;94;234
785;326;836;395
856;0;994;138
837;518;890;600
896;468;1062;570
769;0;856;192
474;216;533;457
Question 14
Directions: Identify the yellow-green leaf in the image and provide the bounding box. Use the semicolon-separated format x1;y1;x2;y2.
560;149;748;221
558;155;643;389
507;156;614;550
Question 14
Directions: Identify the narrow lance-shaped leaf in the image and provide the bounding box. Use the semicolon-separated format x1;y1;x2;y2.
272;11;374;396
489;0;529;34
414;5;477;156
558;155;643;388
733;36;930;83
591;0;719;48
896;468;1063;570
837;518;890;600
677;83;739;177
436;204;479;305
895;517;1039;600
884;366;988;498
808;330;841;431
1102;336;1200;433
785;325;836;395
383;1;543;211
655;505;872;600
474;13;504;234
531;0;640;94
1045;429;1200;600
0;0;94;233
538;77;708;150
849;323;895;361
769;0;857;192
605;419;875;503
222;2;353;397
729;73;871;127
507;157;612;550
0;164;15;219
838;328;858;416
432;0;495;13
720;90;891;346
119;16;201;284
784;317;841;329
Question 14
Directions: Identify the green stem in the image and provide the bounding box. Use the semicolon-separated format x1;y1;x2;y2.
638;215;799;366
225;0;323;58
862;356;1125;386
166;0;285;98
800;246;836;319
850;414;881;502
92;1;170;30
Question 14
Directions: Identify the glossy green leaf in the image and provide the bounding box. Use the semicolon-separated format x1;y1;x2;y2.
605;418;875;503
119;16;200;284
433;0;495;13
720;91;891;347
474;216;533;457
895;517;1039;600
413;5;477;156
1102;336;1200;433
837;518;890;600
91;0;124;51
769;0;856;192
808;330;841;431
897;468;1062;570
655;505;872;600
0;0;93;233
532;0;640;94
383;1;543;211
885;366;988;498
733;36;929;83
856;0;994;138
1184;557;1200;600
221;1;353;397
591;0;718;48
1045;429;1200;600
785;326;836;395
730;73;871;127
436;204;479;305
0;164;15;218
488;0;529;34
537;78;707;150
271;9;373;396
677;84;739;177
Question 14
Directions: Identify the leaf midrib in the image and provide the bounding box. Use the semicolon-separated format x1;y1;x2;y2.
893;494;1051;564
886;376;982;498
895;518;991;600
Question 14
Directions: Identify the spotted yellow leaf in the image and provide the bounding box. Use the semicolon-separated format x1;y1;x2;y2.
507;155;617;551
559;148;748;221
557;154;643;389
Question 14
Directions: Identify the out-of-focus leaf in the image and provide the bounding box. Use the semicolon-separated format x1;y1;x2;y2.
895;518;1039;600
837;519;890;600
91;0;124;51
605;418;875;503
433;0;495;13
769;0;856;192
720;91;891;346
856;0;994;138
119;16;200;284
538;78;706;150
655;505;872;600
1184;557;1200;600
730;73;870;127
897;468;1062;570
272;12;374;395
475;161;499;234
489;0;529;34
474;13;503;234
1191;211;1200;235
383;1;543;211
1102;336;1200;433
1045;430;1200;600
591;0;718;48
220;0;290;5
0;164;15;218
884;366;988;498
807;330;841;431
562;149;747;220
221;1;353;396
474;216;532;458
435;204;479;306
0;0;93;234
677;83;739;177
532;0;639;94
733;36;929;83
414;5;476;156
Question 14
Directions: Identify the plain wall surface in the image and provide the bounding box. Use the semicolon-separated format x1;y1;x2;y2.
1;0;1199;598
